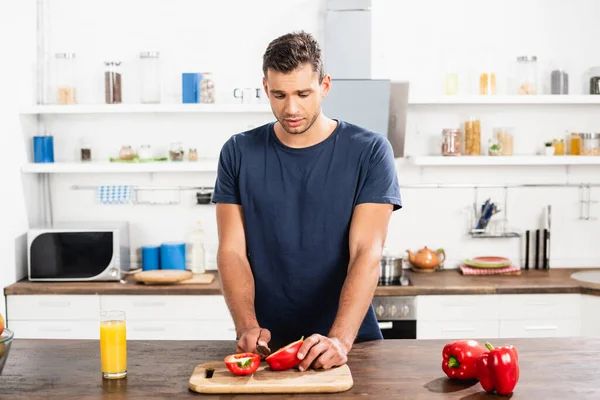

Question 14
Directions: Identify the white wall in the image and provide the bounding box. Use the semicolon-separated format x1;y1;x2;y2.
11;0;600;282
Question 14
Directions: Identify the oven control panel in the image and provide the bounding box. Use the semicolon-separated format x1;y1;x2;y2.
372;296;416;320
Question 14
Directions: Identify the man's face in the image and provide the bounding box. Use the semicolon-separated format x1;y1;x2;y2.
263;63;331;135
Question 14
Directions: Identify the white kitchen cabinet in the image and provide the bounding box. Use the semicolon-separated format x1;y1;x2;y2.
499;294;581;320
499;319;580;338
8;320;99;339
582;295;600;337
7;295;101;321
417;321;499;340
417;295;499;321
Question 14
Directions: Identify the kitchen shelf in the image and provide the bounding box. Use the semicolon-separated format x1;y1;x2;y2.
408;95;600;105
21;161;219;173
20;103;273;115
410;156;600;166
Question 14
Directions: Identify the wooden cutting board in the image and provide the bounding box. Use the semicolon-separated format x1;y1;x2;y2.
188;361;353;394
134;270;215;285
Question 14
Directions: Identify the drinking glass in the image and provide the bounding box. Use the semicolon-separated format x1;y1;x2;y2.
100;310;127;379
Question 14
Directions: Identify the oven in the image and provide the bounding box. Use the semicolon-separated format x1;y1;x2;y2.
372;296;417;339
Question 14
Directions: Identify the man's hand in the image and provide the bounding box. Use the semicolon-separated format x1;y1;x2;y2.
296;334;349;371
236;327;271;356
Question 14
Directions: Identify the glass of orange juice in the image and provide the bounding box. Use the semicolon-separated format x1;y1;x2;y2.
100;310;127;379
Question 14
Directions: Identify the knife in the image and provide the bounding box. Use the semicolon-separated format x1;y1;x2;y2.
256;329;271;357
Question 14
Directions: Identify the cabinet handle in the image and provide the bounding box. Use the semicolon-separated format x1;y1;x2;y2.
442;327;475;332
38;301;71;307
525;302;556;306
525;325;557;331
132;301;165;307
378;322;393;330
442;304;475;308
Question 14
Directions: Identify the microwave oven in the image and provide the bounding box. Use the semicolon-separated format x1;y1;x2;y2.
27;222;131;281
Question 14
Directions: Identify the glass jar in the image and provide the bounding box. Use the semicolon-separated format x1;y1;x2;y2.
550;68;569;95
444;72;458;95
80;138;91;162
552;138;565;155
169;142;184;161
516;56;538;95
104;61;123;104
139;52;160;103
463;118;481;156
493;127;514;156
479;71;496;95
569;132;581;155
188;148;198;161
53;53;77;104
119;145;135;160
441;129;461;156
581;133;600;156
138;144;153;160
199;72;215;103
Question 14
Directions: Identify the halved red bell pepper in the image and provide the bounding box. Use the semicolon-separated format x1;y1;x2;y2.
477;342;520;395
224;352;261;376
265;337;304;371
442;340;488;380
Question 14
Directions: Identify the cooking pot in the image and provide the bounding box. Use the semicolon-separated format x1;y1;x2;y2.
379;255;403;285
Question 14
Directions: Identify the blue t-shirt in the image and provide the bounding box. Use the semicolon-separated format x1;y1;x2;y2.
212;120;402;346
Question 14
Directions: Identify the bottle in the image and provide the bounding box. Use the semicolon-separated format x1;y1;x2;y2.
189;221;206;274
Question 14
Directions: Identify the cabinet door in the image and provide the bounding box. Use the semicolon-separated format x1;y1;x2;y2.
500;319;580;338
126;320;236;340
417;295;499;321
7;295;100;321
499;294;581;320
417;320;499;340
8;320;99;339
582;295;600;337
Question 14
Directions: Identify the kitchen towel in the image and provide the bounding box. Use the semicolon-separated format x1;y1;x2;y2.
459;264;521;276
97;185;133;204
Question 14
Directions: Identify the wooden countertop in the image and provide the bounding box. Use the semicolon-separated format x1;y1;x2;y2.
1;337;599;398
4;268;600;296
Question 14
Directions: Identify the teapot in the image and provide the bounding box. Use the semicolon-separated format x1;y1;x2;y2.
406;246;446;270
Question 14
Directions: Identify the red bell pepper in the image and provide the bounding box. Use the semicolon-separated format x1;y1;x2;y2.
265;337;304;371
442;340;488;380
224;352;261;376
477;342;520;396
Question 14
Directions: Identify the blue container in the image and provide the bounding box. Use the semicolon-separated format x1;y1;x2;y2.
33;136;55;163
160;242;186;270
141;245;160;271
182;73;202;103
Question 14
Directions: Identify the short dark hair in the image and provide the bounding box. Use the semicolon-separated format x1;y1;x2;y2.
262;31;325;83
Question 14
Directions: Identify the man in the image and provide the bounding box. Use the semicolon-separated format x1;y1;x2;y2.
212;31;401;372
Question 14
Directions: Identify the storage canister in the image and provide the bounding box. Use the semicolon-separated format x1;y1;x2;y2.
441;129;461;156
104;61;122;104
516;56;537;95
53;53;77;104
139;52;161;103
581;133;600;156
160;242;186;270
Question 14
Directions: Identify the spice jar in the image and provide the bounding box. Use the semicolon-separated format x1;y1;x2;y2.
104;61;122;104
188;148;198;161
516;56;538;95
139;52;161;103
119;145;135;160
463;118;481;156
169;142;184;161
199;72;215;103
444;72;458;95
493;127;514;156
569;132;581;155
441;129;461;156
138;144;153;160
80;138;91;162
581;133;600;156
53;53;77;104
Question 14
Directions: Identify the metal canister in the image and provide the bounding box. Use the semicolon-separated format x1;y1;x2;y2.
379;255;403;285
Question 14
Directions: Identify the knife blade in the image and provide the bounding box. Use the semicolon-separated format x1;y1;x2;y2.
256;329;271;357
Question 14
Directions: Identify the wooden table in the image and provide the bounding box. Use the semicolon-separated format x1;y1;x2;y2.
1;337;599;399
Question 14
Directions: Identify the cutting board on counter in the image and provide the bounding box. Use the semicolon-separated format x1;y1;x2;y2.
188;362;353;394
134;270;215;285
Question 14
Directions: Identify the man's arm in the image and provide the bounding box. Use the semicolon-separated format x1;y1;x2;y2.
297;202;393;370
216;203;271;353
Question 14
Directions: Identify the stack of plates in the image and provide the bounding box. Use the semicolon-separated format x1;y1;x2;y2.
460;256;520;275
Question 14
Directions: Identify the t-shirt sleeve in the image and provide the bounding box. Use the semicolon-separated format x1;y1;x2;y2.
356;136;402;211
211;137;241;205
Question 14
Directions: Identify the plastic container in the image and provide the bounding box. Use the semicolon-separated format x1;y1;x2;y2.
479;71;496;95
199;72;215;103
441;129;461;156
53;53;77;104
160;242;186;270
188;222;206;274
141;246;160;271
463;118;481;155
516;56;537;95
569;132;581;155
444;72;458;95
139;52;161;103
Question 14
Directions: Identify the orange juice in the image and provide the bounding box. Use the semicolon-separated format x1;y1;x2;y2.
100;319;127;379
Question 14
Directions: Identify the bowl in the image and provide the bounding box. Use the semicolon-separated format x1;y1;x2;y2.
0;328;14;375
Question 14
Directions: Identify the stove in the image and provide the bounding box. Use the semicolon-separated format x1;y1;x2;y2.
373;274;416;339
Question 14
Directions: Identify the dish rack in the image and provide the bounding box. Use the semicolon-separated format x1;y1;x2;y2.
467;187;521;239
